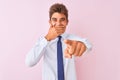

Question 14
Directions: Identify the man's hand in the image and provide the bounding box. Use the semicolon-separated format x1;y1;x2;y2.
64;39;86;58
45;24;65;41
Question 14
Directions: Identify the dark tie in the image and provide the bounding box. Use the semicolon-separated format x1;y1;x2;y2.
57;36;64;80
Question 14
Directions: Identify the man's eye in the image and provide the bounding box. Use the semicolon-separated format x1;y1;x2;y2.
60;18;65;21
52;18;57;21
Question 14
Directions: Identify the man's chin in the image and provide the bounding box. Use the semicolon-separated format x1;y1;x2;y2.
59;32;65;36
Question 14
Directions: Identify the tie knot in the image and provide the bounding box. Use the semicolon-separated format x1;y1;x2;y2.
58;36;62;41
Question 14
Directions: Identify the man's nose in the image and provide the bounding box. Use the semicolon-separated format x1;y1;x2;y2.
56;20;61;26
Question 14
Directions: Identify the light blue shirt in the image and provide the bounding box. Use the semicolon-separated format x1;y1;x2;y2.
25;33;92;80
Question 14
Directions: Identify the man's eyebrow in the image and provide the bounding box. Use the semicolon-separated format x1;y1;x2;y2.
51;17;66;20
51;17;57;19
60;17;66;20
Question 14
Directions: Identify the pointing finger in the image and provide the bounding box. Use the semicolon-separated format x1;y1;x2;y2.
64;48;72;58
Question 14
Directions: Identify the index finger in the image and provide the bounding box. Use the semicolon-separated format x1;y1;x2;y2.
64;40;77;54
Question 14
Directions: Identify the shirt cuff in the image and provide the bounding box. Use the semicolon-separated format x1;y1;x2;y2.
38;37;49;47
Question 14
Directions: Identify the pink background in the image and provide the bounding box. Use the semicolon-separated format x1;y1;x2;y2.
0;0;120;80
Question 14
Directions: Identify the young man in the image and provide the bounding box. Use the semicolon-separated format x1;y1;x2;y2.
25;3;92;80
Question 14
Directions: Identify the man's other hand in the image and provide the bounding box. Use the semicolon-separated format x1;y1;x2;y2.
64;39;86;58
45;24;65;41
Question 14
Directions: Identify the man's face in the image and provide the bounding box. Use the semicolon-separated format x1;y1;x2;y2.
49;12;68;34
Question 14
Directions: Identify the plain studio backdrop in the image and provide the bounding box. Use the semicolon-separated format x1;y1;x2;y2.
0;0;120;80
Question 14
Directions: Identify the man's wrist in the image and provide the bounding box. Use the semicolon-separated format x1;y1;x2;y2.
45;35;51;41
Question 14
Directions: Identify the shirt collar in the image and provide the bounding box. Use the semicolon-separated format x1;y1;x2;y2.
50;32;68;42
60;32;68;39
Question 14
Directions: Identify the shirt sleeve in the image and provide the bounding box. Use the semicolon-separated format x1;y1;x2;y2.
25;37;49;67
